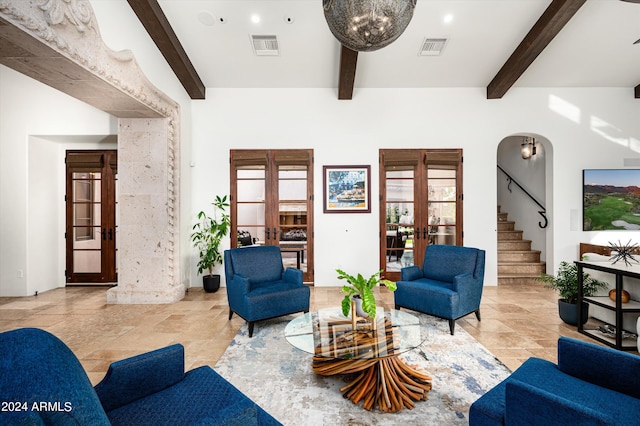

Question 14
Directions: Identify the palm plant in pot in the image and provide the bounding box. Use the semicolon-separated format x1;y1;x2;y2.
337;269;396;319
536;261;607;326
191;195;230;293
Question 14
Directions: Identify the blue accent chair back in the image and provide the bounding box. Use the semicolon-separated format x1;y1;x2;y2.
225;245;310;337
0;328;280;426
470;337;640;425
0;328;281;425
394;244;485;334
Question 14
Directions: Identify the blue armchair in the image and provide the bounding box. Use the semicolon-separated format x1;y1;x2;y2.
470;336;640;425
224;245;310;337
394;244;485;335
0;327;281;425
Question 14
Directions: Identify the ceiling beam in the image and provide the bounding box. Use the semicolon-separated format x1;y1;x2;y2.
338;46;358;100
127;0;205;99
486;0;586;99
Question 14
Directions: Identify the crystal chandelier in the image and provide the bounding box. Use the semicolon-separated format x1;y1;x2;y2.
323;0;417;52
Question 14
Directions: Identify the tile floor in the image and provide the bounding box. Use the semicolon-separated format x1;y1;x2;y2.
0;282;636;385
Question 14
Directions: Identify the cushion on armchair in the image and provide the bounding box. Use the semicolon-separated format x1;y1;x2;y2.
0;328;282;426
557;336;640;399
0;328;111;426
226;246;284;284
95;344;186;412
422;245;481;282
224;245;310;337
395;244;485;335
504;380;612;426
469;337;640;426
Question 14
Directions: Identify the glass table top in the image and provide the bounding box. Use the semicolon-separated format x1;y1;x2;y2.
284;307;423;360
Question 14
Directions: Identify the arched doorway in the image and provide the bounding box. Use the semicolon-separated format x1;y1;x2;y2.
496;134;552;284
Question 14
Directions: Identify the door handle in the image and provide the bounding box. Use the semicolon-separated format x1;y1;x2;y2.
266;228;270;240
415;228;419;240
102;228;106;240
423;227;427;240
273;228;277;241
108;228;113;240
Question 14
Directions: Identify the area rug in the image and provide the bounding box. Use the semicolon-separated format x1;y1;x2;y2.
214;311;511;425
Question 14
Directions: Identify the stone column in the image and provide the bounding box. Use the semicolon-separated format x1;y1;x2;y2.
107;118;184;304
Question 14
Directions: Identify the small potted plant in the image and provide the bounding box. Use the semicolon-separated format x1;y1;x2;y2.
536;261;607;326
191;195;230;293
337;269;397;319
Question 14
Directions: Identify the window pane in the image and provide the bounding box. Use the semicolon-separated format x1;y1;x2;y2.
73;228;101;248
237;168;265;178
73;250;101;273
279;180;306;201
428;180;456;202
237;180;265;203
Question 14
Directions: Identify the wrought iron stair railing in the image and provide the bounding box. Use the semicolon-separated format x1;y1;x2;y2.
497;164;548;229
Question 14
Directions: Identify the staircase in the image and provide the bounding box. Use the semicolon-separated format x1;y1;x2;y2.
497;206;546;285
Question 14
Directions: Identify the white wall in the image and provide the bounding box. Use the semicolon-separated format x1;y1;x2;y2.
28;136;117;295
191;87;640;288
0;66;116;296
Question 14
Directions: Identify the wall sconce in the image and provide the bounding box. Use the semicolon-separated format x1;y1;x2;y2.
521;136;536;159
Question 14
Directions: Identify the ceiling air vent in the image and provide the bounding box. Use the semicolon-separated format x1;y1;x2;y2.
251;35;279;56
419;38;447;56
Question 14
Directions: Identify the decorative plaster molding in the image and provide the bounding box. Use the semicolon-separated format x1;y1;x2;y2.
39;0;94;32
0;0;178;117
0;0;181;298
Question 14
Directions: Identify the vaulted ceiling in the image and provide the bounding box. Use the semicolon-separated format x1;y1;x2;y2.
125;0;640;100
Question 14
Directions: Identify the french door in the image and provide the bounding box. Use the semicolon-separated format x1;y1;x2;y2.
65;150;118;284
379;149;463;281
230;149;314;283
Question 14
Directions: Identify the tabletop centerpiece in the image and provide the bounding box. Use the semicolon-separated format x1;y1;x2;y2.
337;268;396;330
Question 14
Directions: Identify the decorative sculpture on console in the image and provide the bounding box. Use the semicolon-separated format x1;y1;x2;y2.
608;240;639;266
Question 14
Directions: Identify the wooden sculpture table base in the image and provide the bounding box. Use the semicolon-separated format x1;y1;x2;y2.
311;320;432;413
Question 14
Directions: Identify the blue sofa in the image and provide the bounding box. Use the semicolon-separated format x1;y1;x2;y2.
470;336;640;426
0;328;281;425
394;244;485;334
224;245;310;337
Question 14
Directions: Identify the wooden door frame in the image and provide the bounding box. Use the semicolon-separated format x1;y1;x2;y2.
230;149;314;283
379;149;463;280
65;149;117;284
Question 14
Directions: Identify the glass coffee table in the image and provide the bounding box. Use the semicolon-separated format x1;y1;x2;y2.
284;307;432;413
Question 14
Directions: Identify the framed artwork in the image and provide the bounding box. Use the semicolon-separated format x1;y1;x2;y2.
583;168;640;231
323;165;371;213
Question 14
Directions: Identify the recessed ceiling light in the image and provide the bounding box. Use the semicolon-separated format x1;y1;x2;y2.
251;14;261;24
443;14;453;24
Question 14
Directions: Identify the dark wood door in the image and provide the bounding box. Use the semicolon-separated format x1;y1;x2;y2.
65;150;117;284
230;149;314;283
379;149;463;281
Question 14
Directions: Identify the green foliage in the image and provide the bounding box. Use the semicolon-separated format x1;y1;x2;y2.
191;195;230;276
337;269;397;318
535;261;607;304
584;196;640;230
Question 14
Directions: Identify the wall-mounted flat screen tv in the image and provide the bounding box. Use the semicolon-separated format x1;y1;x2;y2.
583;169;640;231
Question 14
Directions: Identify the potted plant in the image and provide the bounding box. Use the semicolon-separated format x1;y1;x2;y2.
337;269;397;319
191;195;230;293
536;261;607;326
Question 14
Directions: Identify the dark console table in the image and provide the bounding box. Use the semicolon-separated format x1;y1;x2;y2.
576;260;640;351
